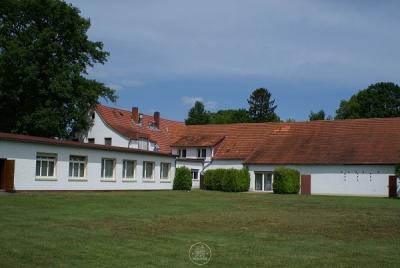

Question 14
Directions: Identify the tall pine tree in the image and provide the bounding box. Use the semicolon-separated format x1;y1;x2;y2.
248;88;279;122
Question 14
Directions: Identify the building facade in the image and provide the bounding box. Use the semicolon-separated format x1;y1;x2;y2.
1;104;399;196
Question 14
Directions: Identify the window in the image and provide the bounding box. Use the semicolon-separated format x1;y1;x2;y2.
143;161;154;180
104;138;112;146
123;160;136;180
160;163;171;180
138;139;149;150
179;149;187;158
255;172;273;192
88;138;95;144
197;149;206;158
191;169;199;180
69;156;86;179
36;154;56;178
101;158;115;179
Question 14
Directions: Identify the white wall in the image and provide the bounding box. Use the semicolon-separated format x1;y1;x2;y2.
0;140;175;191
176;160;204;188
85;111;130;147
247;164;396;196
204;160;244;171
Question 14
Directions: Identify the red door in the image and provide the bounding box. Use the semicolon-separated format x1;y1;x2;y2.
4;160;15;192
388;176;397;198
301;175;311;195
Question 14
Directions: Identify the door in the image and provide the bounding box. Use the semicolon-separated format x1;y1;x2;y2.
301;175;311;195
255;173;263;191
264;173;272;191
389;176;397;198
4;160;15;192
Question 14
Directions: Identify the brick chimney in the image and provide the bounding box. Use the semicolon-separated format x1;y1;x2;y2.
154;111;160;129
132;107;139;123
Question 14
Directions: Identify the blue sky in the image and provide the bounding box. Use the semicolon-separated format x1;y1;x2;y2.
67;0;400;121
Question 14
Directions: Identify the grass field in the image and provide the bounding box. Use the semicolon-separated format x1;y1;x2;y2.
0;191;399;267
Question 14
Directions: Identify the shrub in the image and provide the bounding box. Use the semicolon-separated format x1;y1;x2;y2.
204;168;250;192
396;164;400;178
273;167;300;194
173;167;192;191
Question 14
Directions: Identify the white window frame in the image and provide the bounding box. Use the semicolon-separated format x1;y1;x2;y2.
160;163;171;180
143;161;155;181
138;139;149;150
191;169;199;180
122;160;136;181
197;148;207;158
179;149;187;158
35;153;57;180
101;158;116;181
68;155;87;181
254;172;273;192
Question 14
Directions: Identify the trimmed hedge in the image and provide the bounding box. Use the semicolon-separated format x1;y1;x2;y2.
173;167;192;191
204;168;250;192
396;163;400;178
273;167;300;194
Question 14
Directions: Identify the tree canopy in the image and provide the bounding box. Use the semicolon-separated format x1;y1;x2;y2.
335;82;400;119
209;109;251;124
0;0;116;138
248;88;279;122
309;110;326;121
185;101;210;125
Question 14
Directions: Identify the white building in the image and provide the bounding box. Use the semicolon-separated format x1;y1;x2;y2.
1;104;399;197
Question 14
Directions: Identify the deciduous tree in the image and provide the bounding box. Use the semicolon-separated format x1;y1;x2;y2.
0;0;116;138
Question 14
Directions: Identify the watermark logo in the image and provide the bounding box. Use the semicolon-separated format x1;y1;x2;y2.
189;242;212;266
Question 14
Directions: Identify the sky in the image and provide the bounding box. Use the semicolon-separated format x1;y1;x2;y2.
67;0;400;121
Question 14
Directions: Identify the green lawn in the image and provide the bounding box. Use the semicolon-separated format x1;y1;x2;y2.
0;191;399;267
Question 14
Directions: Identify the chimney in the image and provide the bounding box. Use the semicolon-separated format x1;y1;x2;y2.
132;107;139;123
154;111;160;129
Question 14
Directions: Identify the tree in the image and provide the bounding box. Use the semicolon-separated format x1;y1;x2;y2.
336;82;400;119
185;101;210;125
209;109;252;124
0;0;116;138
248;88;279;122
309;110;325;121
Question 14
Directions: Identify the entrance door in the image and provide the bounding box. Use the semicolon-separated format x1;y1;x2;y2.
255;172;273;192
389;176;397;198
3;160;15;192
301;175;311;195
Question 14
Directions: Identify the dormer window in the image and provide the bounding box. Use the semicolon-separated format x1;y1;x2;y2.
197;148;206;158
178;149;187;158
138;138;149;150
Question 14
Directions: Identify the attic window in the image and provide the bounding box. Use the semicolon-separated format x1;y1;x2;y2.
119;112;123;116
91;113;95;120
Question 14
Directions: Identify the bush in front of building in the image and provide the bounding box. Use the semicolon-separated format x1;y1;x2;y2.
396;163;400;178
173;167;192;191
272;167;300;194
204;168;250;192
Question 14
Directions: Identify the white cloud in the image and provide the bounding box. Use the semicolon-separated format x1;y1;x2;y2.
180;96;218;110
180;96;204;106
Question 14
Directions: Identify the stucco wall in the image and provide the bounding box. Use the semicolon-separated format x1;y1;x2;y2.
85;111;130;147
0;140;175;191
247;164;395;196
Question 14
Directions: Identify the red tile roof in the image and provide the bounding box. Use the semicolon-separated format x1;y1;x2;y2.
171;135;225;147
97;105;400;165
0;132;172;156
95;104;185;154
244;118;400;165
